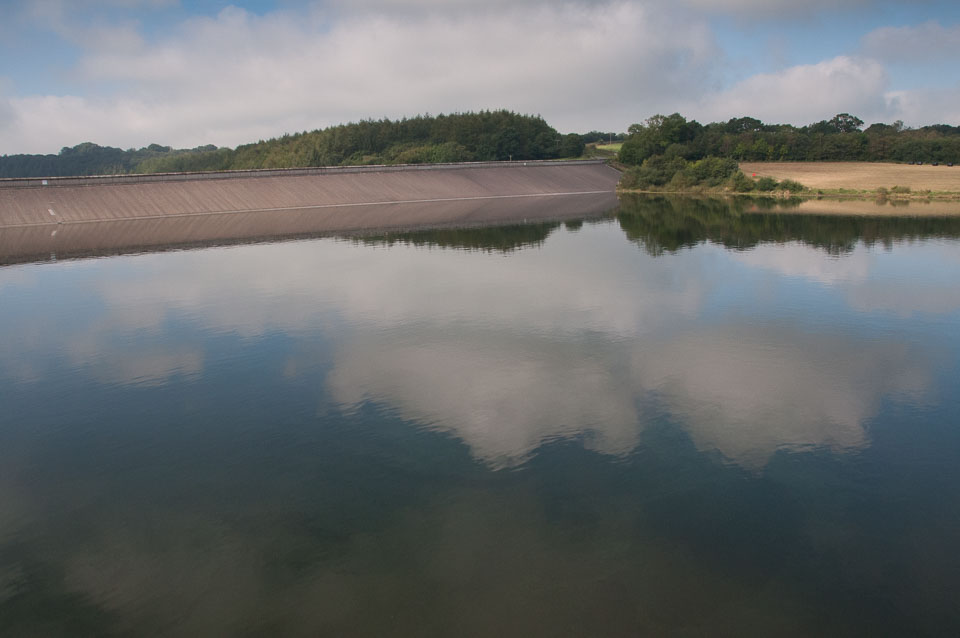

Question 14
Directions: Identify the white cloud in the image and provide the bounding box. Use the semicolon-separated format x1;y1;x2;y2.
689;55;893;125
0;96;17;140
333;0;888;19
21;0;155;52
3;2;720;153
862;21;960;62
4;0;959;153
678;0;879;18
883;85;960;129
24;0;176;17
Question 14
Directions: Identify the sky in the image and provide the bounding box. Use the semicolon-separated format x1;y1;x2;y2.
1;0;959;154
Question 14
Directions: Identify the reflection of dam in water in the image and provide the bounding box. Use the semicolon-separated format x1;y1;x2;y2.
0;160;620;264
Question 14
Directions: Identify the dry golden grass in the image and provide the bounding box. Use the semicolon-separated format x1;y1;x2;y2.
739;162;960;192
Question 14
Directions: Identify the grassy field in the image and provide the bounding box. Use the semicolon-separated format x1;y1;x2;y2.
739;162;960;193
596;143;623;153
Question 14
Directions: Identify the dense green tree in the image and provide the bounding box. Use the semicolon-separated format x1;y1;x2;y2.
6;110;960;179
616;112;960;166
619;113;703;165
724;117;764;134
0;111;578;177
559;133;585;158
581;131;625;144
829;113;865;133
0;142;225;178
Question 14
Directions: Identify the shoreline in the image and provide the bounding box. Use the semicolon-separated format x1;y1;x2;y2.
617;190;960;216
619;188;960;201
617;159;960;208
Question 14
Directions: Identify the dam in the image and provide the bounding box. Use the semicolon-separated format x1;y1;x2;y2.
0;160;620;264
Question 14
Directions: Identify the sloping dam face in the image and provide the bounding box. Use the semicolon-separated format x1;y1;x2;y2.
0;161;620;264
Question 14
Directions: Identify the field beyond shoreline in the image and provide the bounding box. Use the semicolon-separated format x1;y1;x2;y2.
739;161;960;193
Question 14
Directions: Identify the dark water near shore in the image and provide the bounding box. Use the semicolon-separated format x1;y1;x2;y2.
2;196;960;636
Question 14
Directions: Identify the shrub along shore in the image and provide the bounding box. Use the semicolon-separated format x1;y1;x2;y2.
617;155;806;195
617;156;960;201
614;111;960;200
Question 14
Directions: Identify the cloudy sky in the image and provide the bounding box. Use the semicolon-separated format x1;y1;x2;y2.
1;0;959;154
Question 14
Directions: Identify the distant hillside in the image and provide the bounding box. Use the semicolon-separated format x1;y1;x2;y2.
0;142;220;179
10;109;957;180
0;111;586;179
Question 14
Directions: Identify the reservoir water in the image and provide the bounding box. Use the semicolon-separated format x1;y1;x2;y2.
2;195;959;636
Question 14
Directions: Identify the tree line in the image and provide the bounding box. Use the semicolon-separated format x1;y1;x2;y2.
618;113;960;166
0;111;585;178
0;142;220;179
5;109;957;179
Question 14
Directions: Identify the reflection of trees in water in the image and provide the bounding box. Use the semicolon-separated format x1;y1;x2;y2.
352;218;606;253
617;194;960;256
356;222;562;252
353;196;960;256
350;200;619;253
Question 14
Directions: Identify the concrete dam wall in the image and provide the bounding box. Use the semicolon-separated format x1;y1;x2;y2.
0;160;620;227
0;161;621;264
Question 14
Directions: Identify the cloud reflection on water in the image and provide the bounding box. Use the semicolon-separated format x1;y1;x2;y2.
733;241;873;285
0;222;955;470
734;239;960;317
326;322;932;469
328;335;640;468
631;325;931;468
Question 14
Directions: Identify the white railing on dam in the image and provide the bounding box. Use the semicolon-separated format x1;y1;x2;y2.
0;159;610;189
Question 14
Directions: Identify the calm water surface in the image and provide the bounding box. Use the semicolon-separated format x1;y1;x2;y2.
2;196;960;636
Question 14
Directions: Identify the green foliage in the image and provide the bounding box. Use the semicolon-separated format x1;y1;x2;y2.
0;142;223;178
828;113;865;133
618;113;701;165
581;131;625;144
729;171;755;192
617;112;960;166
0;111;567;178
667;170;696;190
559;133;585;158
778;179;805;193
387;142;472;164
620;155;688;189
7;109;960;179
754;176;779;191
146;111;564;172
686;157;739;186
621;155;740;191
